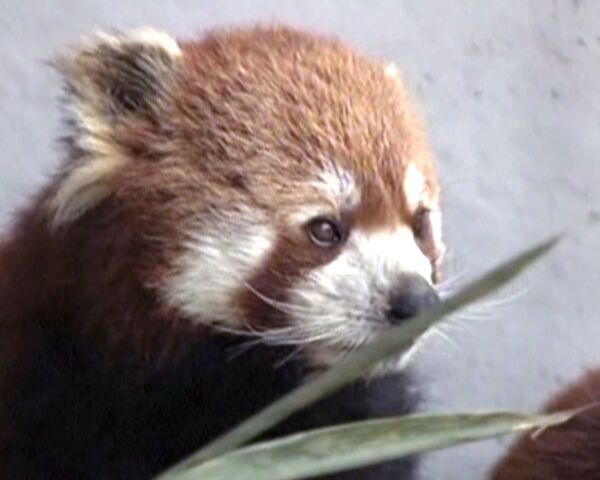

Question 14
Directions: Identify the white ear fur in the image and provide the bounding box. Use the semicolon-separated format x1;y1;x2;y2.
49;28;181;226
384;62;399;78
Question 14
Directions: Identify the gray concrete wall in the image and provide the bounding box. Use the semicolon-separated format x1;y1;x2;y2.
1;1;599;478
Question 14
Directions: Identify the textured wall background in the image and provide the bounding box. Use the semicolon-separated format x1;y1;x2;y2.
1;1;599;478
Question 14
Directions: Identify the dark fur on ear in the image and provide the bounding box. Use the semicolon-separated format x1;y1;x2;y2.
50;29;181;226
56;29;181;117
490;368;600;480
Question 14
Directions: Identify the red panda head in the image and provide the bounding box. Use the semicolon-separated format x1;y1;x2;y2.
50;26;445;368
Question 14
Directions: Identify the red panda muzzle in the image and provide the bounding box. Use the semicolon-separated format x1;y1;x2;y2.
388;275;440;323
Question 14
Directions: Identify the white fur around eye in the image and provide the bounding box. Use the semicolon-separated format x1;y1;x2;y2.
163;210;275;327
314;168;361;211
403;163;426;213
287;168;360;226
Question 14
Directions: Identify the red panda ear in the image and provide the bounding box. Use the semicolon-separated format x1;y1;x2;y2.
49;29;181;226
57;28;181;120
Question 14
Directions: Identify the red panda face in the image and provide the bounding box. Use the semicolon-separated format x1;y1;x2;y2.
51;26;444;368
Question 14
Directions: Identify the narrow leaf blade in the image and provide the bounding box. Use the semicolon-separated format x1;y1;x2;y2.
165;409;580;480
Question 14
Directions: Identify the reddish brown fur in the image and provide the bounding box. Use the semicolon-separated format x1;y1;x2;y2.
167;27;441;321
0;25;439;478
0;23;440;379
174;27;439;229
490;368;600;479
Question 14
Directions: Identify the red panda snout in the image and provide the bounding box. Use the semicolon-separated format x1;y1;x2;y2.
280;220;440;368
388;275;440;323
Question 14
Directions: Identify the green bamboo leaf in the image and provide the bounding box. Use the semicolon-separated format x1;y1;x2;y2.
156;235;559;478
164;409;580;480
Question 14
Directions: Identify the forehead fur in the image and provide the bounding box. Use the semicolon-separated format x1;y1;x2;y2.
50;25;439;231
171;26;439;226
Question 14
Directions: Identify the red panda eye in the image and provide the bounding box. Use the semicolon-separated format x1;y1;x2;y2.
413;208;431;242
307;217;344;248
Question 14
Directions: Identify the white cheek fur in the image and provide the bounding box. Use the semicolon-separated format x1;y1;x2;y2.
403;163;426;213
163;210;275;327
289;226;434;367
161;198;440;371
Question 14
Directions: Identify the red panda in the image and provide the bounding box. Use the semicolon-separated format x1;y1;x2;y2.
0;25;444;479
490;368;600;479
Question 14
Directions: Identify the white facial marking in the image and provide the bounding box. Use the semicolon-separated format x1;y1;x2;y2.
288;226;432;367
385;63;399;78
164;210;275;327
314;168;360;211
287;204;331;226
353;227;433;282
403;163;426;213
286;169;359;225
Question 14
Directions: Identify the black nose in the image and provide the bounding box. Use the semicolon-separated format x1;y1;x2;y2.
388;275;440;324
